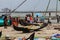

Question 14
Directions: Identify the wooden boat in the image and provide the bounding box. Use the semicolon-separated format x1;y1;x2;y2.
0;31;2;37
12;23;48;33
19;20;40;26
26;32;35;40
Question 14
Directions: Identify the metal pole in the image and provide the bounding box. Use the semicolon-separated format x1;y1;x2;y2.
56;0;58;15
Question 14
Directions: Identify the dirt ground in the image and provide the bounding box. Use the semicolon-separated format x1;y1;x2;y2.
0;24;60;40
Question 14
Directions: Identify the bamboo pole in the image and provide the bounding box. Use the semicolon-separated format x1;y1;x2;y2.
45;0;51;16
56;0;58;16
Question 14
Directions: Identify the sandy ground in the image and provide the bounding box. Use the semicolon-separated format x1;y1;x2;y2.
0;24;60;40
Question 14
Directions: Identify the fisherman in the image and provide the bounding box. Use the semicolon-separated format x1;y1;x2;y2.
25;15;28;22
30;15;34;24
18;16;20;23
12;18;18;27
4;15;8;29
9;16;12;25
56;15;59;23
27;14;30;23
40;16;45;23
47;18;51;26
34;15;40;23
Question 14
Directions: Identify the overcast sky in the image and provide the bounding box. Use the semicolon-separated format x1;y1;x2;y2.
0;0;60;11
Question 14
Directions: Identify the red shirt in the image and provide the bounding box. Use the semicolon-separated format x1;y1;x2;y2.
12;19;18;27
30;17;33;20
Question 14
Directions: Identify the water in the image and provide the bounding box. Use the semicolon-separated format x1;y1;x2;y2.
0;13;60;17
0;13;59;23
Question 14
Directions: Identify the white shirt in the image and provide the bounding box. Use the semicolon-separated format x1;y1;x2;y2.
27;17;30;21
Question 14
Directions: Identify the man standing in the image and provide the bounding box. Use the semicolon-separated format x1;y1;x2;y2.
56;15;59;23
34;15;40;23
40;16;45;23
4;15;8;29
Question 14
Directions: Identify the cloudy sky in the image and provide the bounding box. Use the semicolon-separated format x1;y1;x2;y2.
0;0;60;11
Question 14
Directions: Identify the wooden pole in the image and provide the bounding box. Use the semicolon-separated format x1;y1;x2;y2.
56;0;58;16
45;0;51;16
